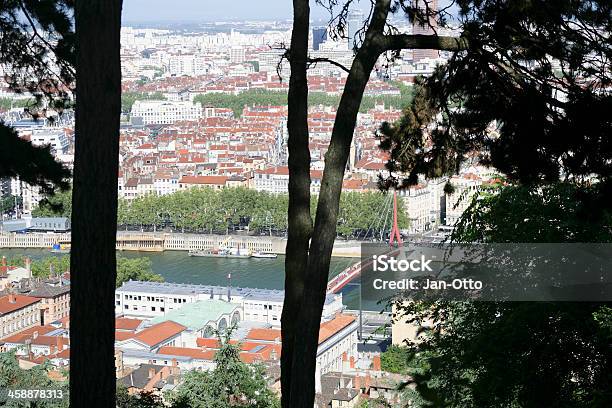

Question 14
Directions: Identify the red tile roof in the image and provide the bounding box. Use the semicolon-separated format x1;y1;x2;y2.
245;328;282;342
196;338;221;349
133;321;186;347
0;295;40;316
116;317;143;331
318;314;356;344
157;346;216;360
1;325;56;343
179;175;228;185
115;331;135;342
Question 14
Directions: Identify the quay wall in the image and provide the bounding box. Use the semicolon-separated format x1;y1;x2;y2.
0;232;361;257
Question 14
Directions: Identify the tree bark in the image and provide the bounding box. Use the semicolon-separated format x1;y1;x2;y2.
70;1;123;407
281;1;313;407
287;2;391;406
284;1;469;407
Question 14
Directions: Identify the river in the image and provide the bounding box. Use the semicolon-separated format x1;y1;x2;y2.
0;248;363;309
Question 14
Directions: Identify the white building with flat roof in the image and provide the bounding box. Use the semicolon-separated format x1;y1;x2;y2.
115;280;344;327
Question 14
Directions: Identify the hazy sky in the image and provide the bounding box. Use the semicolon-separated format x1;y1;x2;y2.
122;0;334;23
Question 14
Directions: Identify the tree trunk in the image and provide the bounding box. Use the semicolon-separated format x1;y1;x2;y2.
282;1;468;405
281;1;313;407
70;1;123;407
287;6;387;404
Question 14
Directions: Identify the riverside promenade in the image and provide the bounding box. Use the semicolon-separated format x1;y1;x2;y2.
0;231;362;257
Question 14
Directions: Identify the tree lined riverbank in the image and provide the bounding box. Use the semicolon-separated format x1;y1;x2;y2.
33;187;409;238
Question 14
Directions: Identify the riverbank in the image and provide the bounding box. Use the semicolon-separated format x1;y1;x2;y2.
0;248;364;309
0;231;363;257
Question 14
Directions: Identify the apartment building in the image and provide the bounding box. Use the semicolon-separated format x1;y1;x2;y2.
29;283;70;325
253;166;290;194
131;100;203;125
445;174;483;226
0;294;41;339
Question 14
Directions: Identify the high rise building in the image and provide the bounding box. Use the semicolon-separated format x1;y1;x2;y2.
229;46;246;63
312;27;328;51
412;0;439;62
347;10;364;49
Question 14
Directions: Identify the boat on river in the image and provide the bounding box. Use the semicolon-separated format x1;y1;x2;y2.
189;247;251;259
252;251;278;259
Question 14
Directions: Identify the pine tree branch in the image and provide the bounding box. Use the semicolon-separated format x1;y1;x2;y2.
379;33;469;52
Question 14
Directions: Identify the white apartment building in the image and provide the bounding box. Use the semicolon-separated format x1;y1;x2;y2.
316;314;359;376
131;100;203;125
168;54;209;76
153;174;179;196
254;167;289;194
136;178;155;197
0;294;41;339
398;178;448;233
229;46;246;63
445;174;483;226
115;281;344;327
20;183;43;215
400;185;434;234
25;128;70;154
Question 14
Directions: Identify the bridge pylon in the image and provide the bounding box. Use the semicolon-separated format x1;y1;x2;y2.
389;190;403;247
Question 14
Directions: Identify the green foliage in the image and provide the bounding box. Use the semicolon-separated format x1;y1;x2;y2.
452;183;612;244
0;195;22;214
122;92;166;113
396;183;612;408
169;329;279;408
0;98;36;110
32;189;72;217
0;124;71;196
0;352;69;407
0;0;74;107
379;0;612;187
194;87;413;117
4;255;70;278
3;255;163;286
116;384;164;408
0;1;74;198
117;187;407;237
116;256;164;288
380;345;410;374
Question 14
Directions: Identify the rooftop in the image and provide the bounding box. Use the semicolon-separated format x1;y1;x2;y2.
132;321;187;347
116;280;341;305
0;294;41;316
149;300;238;330
28;283;70;298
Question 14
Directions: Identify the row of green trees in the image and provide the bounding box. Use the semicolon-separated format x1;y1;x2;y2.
0;98;36;110
0;195;22;214
3;255;163;288
119;187;409;238
34;187;409;239
193;86;413;118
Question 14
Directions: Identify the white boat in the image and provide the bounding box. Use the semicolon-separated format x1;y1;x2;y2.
252;251;278;259
189;245;251;259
